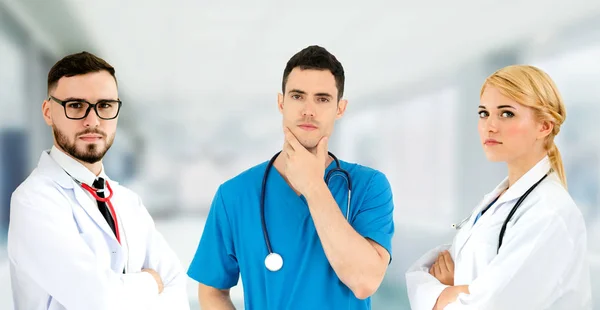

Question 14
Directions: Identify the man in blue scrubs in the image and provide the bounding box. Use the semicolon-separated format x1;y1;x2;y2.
187;45;395;309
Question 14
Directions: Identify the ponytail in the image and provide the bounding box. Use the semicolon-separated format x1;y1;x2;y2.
547;141;567;189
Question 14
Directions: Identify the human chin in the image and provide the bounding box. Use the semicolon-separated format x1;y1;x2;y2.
482;146;507;162
75;139;110;164
299;139;319;150
292;132;317;149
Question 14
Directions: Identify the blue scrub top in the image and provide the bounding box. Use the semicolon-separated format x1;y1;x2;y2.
188;157;395;309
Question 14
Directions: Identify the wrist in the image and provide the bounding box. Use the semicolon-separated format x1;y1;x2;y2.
303;179;328;200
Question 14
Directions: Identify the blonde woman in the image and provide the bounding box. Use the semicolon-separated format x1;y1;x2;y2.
406;65;592;310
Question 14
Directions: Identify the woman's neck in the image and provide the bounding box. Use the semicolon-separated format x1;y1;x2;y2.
506;151;547;187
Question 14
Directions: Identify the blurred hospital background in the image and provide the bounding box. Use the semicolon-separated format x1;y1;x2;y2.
2;0;600;308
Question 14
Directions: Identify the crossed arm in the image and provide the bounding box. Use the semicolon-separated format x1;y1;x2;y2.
428;251;469;310
407;209;579;310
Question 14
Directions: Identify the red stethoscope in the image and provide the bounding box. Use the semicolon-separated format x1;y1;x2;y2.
79;180;121;244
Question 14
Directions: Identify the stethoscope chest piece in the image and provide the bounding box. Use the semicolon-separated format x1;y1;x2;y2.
260;150;351;272
265;252;283;272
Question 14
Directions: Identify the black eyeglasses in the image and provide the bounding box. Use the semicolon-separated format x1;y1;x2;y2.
49;95;122;120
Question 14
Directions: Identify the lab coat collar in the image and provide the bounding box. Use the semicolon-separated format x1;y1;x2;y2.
47;145;114;187
454;156;551;257
490;155;551;213
37;147;121;243
36;150;73;189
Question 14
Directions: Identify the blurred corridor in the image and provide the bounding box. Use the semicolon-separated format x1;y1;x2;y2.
2;0;600;308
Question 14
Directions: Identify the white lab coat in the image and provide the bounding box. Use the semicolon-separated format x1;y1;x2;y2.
7;150;190;310
406;156;592;310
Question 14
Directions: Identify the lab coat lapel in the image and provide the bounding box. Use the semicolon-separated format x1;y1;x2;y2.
38;151;121;244
454;156;552;257
107;188;129;271
73;182;120;243
454;178;508;256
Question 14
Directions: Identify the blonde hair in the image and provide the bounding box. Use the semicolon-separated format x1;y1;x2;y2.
480;65;567;188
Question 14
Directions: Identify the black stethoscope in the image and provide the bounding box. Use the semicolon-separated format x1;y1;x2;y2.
261;150;352;272
453;172;548;253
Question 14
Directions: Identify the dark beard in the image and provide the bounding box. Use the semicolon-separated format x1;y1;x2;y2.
53;125;113;164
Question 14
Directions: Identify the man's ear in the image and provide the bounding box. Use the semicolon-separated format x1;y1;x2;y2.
336;99;348;119
277;93;284;114
42;99;53;126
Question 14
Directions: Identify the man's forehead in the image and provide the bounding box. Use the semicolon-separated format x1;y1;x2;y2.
53;72;118;97
286;68;337;95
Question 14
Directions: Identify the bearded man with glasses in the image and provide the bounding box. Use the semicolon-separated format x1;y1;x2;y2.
7;51;190;310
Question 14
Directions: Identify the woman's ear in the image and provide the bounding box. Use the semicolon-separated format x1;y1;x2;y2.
537;119;554;140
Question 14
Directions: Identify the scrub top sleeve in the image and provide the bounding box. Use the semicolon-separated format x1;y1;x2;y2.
352;171;395;259
187;186;239;289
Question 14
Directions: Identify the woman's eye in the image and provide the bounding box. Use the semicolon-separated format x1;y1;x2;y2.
501;111;515;118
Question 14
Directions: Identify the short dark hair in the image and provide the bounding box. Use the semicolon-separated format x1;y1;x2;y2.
282;45;345;100
47;51;116;94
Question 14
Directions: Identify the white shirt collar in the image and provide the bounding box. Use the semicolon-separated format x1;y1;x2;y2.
49;145;109;187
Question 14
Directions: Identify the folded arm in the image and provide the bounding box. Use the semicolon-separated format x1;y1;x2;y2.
444;211;576;309
406;244;453;310
137;195;190;310
8;187;159;310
